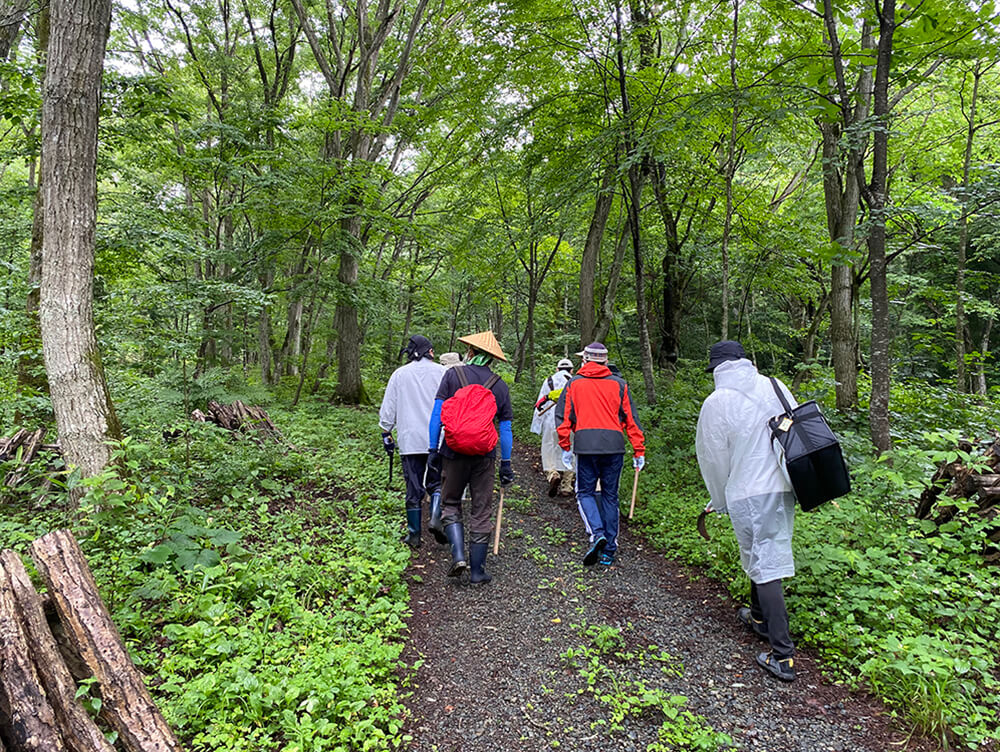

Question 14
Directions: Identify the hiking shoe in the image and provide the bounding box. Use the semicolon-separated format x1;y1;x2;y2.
583;536;607;566
738;607;769;641
547;474;560;498
756;651;795;682
599;551;615;566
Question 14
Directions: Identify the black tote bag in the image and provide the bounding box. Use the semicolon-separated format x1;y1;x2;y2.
767;377;851;511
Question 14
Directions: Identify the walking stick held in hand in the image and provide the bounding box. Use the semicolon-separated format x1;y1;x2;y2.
493;486;505;555
628;467;640;520
387;452;394;490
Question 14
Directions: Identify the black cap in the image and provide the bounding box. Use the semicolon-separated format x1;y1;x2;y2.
403;334;433;360
706;340;746;372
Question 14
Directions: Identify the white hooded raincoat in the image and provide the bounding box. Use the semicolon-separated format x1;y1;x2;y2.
695;358;797;584
531;369;573;472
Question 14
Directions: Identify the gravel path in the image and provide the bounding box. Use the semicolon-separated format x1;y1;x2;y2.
400;442;934;752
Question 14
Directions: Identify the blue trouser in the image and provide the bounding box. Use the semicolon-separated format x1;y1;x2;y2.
575;453;624;552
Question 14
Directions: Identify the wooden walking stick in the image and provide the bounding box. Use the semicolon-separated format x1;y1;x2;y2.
628;467;640;519
493;486;505;555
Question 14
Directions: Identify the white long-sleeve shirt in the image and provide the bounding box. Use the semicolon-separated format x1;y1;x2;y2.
379;358;446;455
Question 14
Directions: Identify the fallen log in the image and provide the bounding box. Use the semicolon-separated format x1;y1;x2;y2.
193;400;280;439
0;429;30;460
0;556;68;751
916;435;1000;561
0;550;115;752
5;427;46;487
30;530;183;752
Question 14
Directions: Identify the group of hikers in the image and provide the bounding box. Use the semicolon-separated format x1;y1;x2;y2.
379;333;799;682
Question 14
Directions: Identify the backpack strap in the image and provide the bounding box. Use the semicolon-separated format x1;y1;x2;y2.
547;376;555;392
769;377;794;415
484;373;501;390
456;365;470;388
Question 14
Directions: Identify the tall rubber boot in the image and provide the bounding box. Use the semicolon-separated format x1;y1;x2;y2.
445;522;467;577
469;542;492;585
401;508;421;549
428;491;447;544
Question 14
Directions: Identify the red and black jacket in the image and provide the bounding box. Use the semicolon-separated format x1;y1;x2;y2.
555;362;645;455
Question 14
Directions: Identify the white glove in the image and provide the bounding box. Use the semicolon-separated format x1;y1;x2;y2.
562;450;574;469
633;455;645;471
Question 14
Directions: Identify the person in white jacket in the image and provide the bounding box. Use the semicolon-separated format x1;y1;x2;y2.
531;358;575;497
379;335;447;548
695;340;798;682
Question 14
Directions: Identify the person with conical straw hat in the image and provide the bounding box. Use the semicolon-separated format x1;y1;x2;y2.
427;331;514;584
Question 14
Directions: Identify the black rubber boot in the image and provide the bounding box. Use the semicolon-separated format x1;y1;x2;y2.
428;491;447;544
445;522;467;577
469;542;492;585
401;508;421;548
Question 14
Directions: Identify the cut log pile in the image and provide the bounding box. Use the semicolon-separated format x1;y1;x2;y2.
0;428;60;489
915;436;1000;563
0;529;183;752
190;400;280;439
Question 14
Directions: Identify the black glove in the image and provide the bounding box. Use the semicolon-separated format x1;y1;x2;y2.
427;448;442;474
381;431;395;457
499;459;514;487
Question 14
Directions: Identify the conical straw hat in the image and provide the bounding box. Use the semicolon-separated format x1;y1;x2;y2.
457;330;507;362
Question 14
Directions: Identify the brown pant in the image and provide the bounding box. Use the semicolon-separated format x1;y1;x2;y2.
440;454;496;537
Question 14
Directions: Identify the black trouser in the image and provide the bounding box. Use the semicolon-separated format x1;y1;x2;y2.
401;454;441;511
440;454;495;540
751;580;794;660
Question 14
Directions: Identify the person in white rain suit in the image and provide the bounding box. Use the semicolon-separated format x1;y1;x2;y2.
695;340;798;682
531;358;575;497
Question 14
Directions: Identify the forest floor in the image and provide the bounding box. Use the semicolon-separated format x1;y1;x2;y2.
399;441;938;752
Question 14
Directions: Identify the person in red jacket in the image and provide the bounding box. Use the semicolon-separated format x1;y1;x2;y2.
555;342;645;566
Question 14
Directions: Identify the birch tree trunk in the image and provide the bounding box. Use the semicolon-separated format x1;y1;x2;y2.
39;0;121;481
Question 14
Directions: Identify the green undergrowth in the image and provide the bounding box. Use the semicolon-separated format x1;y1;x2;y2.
0;401;414;752
560;622;735;751
632;363;1000;751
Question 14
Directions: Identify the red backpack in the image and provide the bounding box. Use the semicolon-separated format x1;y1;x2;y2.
441;367;501;455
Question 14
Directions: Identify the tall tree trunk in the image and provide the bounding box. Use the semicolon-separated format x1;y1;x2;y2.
864;0;895;454
334;219;366;403
15;4;48;405
579;162;616;346
650;166;684;368
258;270;274;384
819;8;873;411
956;64;984;392
593;218;629;344
0;0;28;60
973;308;995;396
616;0;654;403
720;0;740;340
39;0;121;481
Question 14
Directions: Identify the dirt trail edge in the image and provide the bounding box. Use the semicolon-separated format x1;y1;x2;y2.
400;441;933;752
